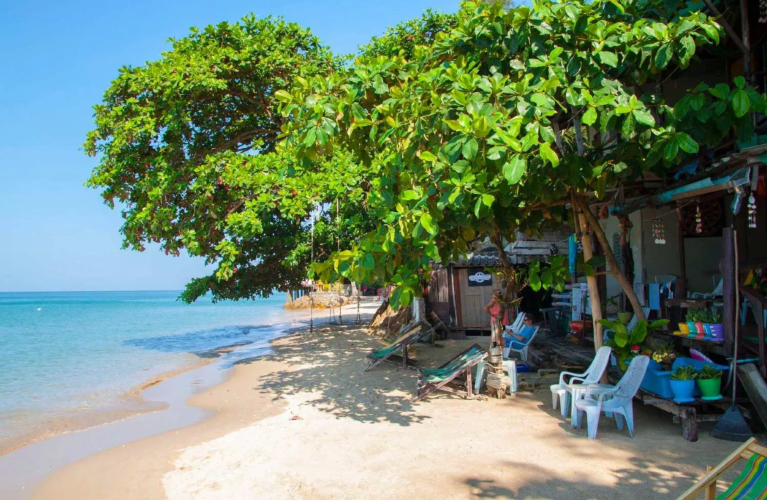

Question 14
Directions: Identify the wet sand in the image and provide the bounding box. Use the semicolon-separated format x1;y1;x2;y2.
25;315;747;500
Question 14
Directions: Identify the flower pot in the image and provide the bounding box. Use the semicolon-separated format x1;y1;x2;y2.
617;312;633;324
697;377;722;401
710;323;724;341
694;322;706;334
687;322;697;333
670;379;696;403
679;322;690;334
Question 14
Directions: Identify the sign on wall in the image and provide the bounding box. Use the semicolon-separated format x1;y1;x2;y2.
467;270;493;287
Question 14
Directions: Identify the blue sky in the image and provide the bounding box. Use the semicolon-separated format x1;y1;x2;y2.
0;0;463;292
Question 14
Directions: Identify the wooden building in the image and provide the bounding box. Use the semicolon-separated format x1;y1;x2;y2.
427;240;563;330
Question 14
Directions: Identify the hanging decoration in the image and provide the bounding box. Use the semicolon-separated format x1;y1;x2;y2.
760;0;767;24
695;202;703;234
652;218;666;244
748;192;758;229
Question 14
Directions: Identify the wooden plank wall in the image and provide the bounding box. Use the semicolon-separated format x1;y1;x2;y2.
456;268;503;329
428;269;451;323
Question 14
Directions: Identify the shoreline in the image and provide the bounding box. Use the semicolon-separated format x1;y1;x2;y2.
0;300;361;457
0;301;381;500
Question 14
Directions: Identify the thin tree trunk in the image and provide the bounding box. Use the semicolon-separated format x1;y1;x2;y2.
575;195;646;321
577;213;604;350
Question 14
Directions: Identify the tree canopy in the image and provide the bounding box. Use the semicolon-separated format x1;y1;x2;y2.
279;0;765;309
87;1;766;310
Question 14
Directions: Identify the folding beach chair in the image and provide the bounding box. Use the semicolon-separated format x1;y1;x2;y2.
676;437;767;500
365;324;424;371
414;344;487;402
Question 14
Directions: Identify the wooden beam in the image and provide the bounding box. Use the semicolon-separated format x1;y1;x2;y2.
701;0;750;58
737;363;767;428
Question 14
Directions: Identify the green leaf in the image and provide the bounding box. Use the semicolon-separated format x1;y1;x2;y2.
419;151;437;162
734;76;746;89
420;213;438;236
462;138;479;160
363;253;375;270
503;155;527;184
732;90;750;118
632;109;655;127
401;190;419;201
708;84;730;100
663;136;679;160
654;43;673;69
539;142;559;167
529;272;542;291
481;193;495;207
701;23;720;44
303;127;317;147
274;90;293;103
677;133;699;154
597;51;618;68
582;107;597;126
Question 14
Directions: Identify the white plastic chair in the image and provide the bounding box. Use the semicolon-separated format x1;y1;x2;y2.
549;346;612;418
574;355;650;439
505;312;525;334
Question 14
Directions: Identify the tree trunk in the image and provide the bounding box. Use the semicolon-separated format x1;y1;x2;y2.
577;213;604;350
576;195;646;321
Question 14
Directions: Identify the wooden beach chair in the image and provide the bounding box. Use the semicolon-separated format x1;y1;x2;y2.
414;344;487;402
365;324;424;371
676;437;767;500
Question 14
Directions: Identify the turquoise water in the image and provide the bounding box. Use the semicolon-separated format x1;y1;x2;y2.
0;290;298;449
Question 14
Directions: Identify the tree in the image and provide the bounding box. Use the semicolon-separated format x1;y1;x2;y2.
85;15;373;302
280;0;764;327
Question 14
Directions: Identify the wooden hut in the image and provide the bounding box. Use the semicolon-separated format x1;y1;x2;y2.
427;240;563;330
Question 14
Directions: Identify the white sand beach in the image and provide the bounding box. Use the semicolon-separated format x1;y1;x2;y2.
29;319;742;500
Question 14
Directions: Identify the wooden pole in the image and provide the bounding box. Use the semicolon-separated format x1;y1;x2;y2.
676;207;688;300
578;213;604;350
723;228;735;354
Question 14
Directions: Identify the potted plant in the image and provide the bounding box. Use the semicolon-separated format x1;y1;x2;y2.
686;309;706;338
652;341;677;370
706;312;724;341
696;365;723;400
669;365;698;403
600;318;670;371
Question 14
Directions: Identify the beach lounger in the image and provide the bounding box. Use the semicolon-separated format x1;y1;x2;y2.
676;437;767;500
414;344;487;402
365;324;424;371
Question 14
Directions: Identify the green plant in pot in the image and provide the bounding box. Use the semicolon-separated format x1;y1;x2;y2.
669;365;698;403
697;365;723;401
686;308;706;336
600;318;670;371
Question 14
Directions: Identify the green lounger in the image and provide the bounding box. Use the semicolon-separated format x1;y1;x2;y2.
414;344;487;402
677;437;767;500
365;324;424;371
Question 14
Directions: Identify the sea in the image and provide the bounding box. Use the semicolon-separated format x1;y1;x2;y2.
0;290;301;453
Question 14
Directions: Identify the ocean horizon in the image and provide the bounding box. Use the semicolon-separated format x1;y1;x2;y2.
0;290;299;453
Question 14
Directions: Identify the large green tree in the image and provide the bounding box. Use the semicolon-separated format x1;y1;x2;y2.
280;0;764;321
85;16;367;302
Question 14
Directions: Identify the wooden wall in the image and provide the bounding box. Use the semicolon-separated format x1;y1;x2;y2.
455;267;503;329
427;268;451;324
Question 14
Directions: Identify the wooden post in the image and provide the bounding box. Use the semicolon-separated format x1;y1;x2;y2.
578;213;604;350
680;406;698;442
676;208;688;300
704;466;717;500
723;228;735;354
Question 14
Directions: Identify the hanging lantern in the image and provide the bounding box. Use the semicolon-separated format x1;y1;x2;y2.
761;0;767;23
652;218;666;244
695;202;703;234
748;192;758;229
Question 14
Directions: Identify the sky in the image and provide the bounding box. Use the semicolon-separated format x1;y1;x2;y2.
0;0;463;292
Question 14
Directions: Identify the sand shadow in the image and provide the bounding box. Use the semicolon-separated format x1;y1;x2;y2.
241;323;434;426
